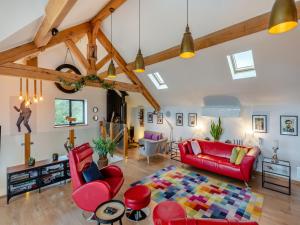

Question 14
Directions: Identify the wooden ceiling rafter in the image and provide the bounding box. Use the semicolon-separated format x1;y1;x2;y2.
91;0;127;24
0;63;140;93
34;0;77;47
0;0;158;99
0;22;91;65
65;39;90;70
97;29;160;111
96;54;111;71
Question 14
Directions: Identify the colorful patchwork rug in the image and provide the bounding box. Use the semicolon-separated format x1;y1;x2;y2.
132;165;264;221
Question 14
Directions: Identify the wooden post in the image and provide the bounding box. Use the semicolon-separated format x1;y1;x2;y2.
99;121;106;138
123;125;128;159
110;122;114;140
24;133;31;164
69;129;75;147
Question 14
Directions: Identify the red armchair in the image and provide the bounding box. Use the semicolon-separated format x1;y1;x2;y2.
168;218;258;225
68;143;124;212
178;140;260;184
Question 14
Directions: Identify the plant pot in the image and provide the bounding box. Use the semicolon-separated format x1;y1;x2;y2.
97;156;108;169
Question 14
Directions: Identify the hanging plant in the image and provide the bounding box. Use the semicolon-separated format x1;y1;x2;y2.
59;74;115;91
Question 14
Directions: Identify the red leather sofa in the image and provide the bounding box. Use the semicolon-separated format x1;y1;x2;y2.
68;143;124;212
168;218;258;225
178;140;260;183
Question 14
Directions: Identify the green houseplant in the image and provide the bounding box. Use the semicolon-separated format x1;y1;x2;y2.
93;137;117;168
210;117;224;141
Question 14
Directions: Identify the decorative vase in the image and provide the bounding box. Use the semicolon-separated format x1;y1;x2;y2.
97;156;108;169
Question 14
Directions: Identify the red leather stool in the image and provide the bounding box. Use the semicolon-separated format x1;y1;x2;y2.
153;201;186;225
124;185;151;221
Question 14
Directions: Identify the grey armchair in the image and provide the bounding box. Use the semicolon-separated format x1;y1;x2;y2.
138;131;168;164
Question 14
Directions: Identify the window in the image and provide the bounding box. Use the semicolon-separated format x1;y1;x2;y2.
227;50;256;80
54;99;86;126
148;72;168;89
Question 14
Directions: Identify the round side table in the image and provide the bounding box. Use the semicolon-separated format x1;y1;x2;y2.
94;200;125;225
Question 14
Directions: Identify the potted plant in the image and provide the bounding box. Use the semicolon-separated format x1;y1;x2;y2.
210;117;224;141
93;137;117;168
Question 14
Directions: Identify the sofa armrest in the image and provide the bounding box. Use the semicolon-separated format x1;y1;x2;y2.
240;147;260;182
178;142;190;162
72;180;111;212
100;165;123;178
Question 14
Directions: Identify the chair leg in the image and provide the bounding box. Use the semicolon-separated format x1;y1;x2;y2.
147;156;150;164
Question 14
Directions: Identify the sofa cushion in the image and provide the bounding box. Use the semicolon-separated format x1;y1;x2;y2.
191;140;202;155
235;148;248;165
152;133;161;140
199;141;236;159
230;147;240;163
82;162;104;183
144;132;153;140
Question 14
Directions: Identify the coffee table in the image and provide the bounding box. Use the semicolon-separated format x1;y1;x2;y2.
94;200;125;225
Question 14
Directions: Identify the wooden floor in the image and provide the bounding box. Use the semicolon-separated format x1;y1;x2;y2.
1;148;299;225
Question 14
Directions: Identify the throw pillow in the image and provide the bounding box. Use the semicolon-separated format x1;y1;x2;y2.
191;140;202;155
82;161;104;183
235;148;248;165
230;147;240;163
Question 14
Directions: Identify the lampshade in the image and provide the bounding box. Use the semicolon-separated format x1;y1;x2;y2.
180;25;195;59
269;0;298;34
107;60;116;78
134;49;145;73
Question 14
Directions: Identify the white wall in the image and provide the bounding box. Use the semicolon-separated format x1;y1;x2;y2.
0;76;107;196
136;105;300;181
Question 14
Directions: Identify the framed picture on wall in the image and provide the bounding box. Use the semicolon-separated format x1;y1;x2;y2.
157;113;163;124
147;112;153;123
176;113;183;126
252;115;267;133
280;115;298;136
188;113;197;127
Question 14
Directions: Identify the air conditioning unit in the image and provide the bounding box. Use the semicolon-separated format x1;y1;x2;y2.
201;95;241;117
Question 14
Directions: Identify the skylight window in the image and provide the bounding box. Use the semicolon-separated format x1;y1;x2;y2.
227;50;256;80
148;72;168;90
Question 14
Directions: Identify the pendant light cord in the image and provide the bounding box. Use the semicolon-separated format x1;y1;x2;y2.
139;0;141;49
110;9;113;57
187;0;189;26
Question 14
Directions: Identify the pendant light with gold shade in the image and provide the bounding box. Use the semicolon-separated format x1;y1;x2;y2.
180;0;195;59
134;0;145;73
269;0;298;34
107;8;117;78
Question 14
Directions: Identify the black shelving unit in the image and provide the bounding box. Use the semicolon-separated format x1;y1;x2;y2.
262;157;291;195
7;155;70;204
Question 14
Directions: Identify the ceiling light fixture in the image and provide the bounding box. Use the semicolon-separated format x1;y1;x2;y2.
134;0;145;73
269;0;298;34
107;8;116;78
180;0;195;59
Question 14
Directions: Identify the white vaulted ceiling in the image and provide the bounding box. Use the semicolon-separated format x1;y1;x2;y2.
1;0;300;108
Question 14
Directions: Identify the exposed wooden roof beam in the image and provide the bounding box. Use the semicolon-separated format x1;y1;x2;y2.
91;0;126;24
96;54;111;71
65;39;90;70
34;0;77;47
97;29;160;111
0;22;91;65
102;2;300;76
0;63;140;93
